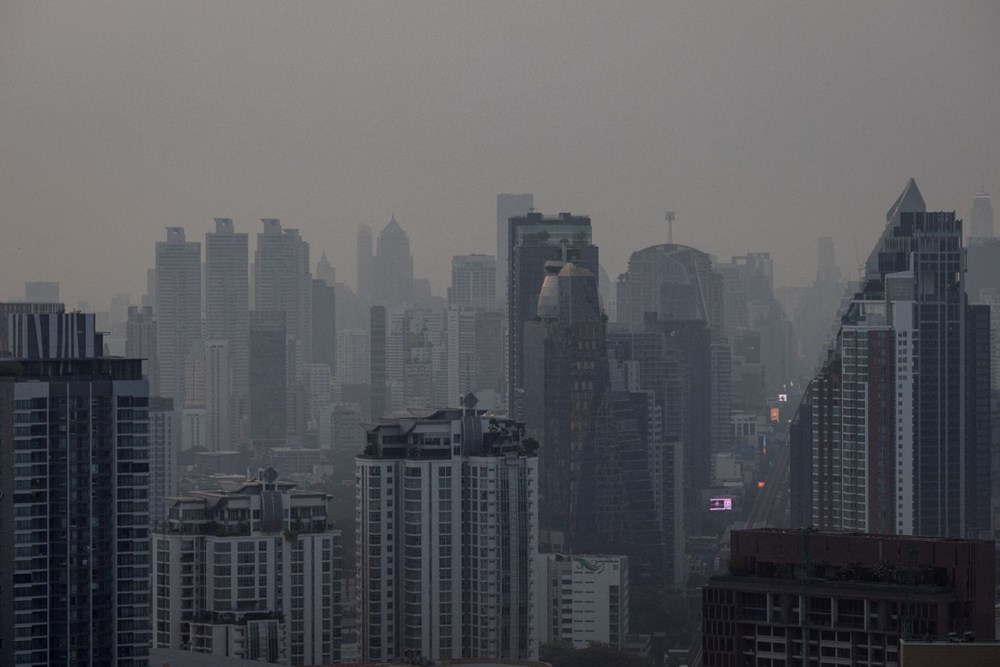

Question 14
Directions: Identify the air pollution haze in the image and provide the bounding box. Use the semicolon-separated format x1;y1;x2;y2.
1;1;998;306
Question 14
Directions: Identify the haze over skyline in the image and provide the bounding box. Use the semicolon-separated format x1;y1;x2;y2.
2;1;998;307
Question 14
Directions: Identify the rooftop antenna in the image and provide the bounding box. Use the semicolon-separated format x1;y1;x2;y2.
665;211;675;244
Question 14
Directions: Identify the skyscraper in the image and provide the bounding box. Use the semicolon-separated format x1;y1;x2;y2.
356;408;538;662
448;254;497;311
506;211;597;415
204;339;231;451
969;185;995;241
255;218;312;359
522;260;608;552
371;216;414;308
496;193;534;306
311;278;336;371
249;310;287;447
205;217;249;422
149;396;177;526
126;304;158;394
155;227;202;406
799;179;991;538
356;223;374;305
0;311;150;666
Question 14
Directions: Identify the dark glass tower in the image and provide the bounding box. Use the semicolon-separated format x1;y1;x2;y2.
0;311;150;666
506;211;597;416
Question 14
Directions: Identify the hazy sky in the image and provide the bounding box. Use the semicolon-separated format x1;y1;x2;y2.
2;1;998;308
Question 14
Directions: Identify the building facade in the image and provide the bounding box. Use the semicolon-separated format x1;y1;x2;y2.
356;408;539;663
703;529;996;667
536;554;629;649
155;226;202;406
0;311;151;666
152;468;341;665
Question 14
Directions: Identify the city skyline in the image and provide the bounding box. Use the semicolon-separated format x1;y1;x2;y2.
2;2;999;307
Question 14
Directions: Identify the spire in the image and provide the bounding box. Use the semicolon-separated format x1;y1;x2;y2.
886;178;926;223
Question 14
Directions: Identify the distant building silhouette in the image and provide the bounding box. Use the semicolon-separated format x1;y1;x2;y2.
496;193;534;306
371;216;414;308
448;254;496;311
969;185;995;241
249;310;286;447
356;223;373;305
155;227;202;406
205;218;249;431
23;280;59;303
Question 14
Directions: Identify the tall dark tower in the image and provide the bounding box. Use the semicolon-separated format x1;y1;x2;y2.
506;211;597;416
372;216;414;308
0;311;151;665
522;261;607;552
496;194;534;307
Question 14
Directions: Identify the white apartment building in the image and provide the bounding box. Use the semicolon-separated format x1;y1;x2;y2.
536;554;629;649
356;407;539;663
153;468;342;665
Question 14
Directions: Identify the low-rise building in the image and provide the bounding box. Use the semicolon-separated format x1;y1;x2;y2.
536;554;629;649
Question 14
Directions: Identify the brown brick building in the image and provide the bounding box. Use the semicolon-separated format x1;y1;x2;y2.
702;529;995;666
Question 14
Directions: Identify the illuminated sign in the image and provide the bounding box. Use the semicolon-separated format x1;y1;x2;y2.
778;393;788;402
757;481;766;489
770;407;780;422
709;497;733;511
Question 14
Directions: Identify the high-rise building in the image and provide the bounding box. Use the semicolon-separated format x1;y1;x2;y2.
496;193;534;306
371;216;414;308
155;227;202;406
335;329;370;386
615;243;724;331
316;252;336;287
614;244;732;534
204;339;231;451
368;306;387;421
149;396;178;526
356;408;538;663
970;186;995;241
522;261;608;552
535;554;629;649
125;306;157;385
446;306;477;407
22;281;59;303
152;468;342;664
255;218;311;358
0;311;150;666
702;529;996;665
507;211;597;415
797;179;991;538
249;310;287;447
205;218;249;424
311;278;336;371
356;223;374;305
448;254;497;311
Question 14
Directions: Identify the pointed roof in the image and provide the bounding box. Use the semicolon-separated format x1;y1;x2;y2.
886;178;926;223
381;214;406;238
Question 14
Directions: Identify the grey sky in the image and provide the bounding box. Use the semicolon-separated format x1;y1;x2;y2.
2;1;998;308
